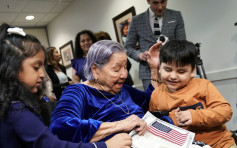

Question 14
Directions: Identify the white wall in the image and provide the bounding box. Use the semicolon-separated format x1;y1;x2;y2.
47;0;151;87
47;0;237;130
24;27;49;48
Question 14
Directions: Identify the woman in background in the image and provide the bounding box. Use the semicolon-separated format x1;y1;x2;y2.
45;47;72;100
94;31;112;40
71;30;97;83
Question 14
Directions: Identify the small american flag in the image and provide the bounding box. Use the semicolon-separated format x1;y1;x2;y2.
148;121;188;146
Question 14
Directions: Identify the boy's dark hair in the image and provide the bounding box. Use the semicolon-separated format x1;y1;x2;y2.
0;23;45;119
160;40;198;70
74;30;97;58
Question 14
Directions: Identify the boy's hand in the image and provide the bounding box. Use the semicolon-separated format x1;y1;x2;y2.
175;108;192;126
146;42;162;69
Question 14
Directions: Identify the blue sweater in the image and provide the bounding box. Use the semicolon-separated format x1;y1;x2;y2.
0;101;106;148
49;83;154;143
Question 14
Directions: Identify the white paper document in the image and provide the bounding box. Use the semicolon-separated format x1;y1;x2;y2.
129;111;195;148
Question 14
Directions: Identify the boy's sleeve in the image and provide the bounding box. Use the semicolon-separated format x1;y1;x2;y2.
189;81;233;127
168;110;178;126
149;87;159;111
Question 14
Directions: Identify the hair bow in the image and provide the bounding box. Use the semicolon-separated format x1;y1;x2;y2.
7;27;26;36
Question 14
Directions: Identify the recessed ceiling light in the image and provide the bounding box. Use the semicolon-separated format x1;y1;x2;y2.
26;15;35;20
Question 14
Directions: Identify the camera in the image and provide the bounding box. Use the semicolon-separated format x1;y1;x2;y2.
156;35;169;46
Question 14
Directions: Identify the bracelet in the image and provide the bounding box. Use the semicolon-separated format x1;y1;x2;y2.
151;78;162;83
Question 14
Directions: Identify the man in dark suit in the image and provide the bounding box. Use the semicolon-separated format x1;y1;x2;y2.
125;0;186;90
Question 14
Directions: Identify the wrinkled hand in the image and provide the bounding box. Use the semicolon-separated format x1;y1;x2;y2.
138;52;148;62
117;114;147;136
145;42;162;69
175;108;192;126
105;133;132;148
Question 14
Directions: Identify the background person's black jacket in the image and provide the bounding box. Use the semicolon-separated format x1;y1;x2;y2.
45;64;71;100
125;59;134;86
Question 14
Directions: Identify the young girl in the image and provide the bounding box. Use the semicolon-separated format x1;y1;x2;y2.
0;23;131;148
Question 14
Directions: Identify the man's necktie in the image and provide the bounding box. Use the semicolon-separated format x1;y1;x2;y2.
154;15;161;38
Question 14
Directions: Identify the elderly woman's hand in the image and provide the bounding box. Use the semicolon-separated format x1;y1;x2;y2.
116;114;147;136
90;114;147;142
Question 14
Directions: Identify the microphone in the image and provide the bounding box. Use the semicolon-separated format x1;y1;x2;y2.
157;35;169;46
159;36;166;42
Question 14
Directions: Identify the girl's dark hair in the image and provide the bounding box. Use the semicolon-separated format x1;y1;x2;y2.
0;23;45;119
74;30;97;58
160;40;198;70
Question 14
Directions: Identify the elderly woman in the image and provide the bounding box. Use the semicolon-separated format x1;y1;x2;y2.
49;40;161;143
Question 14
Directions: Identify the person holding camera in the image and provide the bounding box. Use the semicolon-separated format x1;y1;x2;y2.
125;0;186;90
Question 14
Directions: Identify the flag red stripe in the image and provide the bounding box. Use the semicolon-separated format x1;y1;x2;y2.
148;127;185;146
148;126;187;145
148;126;188;146
149;126;187;145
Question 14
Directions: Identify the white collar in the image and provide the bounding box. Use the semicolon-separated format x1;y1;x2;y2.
149;7;163;18
149;7;156;18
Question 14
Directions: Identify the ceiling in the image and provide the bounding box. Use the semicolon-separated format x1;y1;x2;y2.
0;0;75;28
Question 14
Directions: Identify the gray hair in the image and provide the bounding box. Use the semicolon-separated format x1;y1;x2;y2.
84;40;125;80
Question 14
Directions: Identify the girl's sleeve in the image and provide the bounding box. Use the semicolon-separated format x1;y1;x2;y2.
125;83;154;112
49;85;102;143
13;107;106;148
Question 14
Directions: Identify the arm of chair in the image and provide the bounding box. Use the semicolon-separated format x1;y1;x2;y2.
150;111;174;125
158;116;174;125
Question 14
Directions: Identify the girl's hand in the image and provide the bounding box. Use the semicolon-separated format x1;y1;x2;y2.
105;133;132;148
